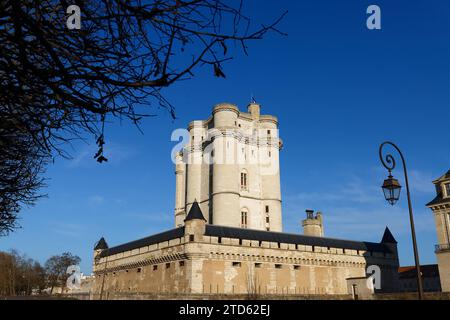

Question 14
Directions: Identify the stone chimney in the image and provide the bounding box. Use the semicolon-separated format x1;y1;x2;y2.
302;210;324;237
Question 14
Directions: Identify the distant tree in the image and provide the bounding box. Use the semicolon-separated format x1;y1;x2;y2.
0;0;285;234
44;252;81;294
0;250;46;296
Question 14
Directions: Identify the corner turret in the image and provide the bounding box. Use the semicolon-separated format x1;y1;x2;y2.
302;209;324;237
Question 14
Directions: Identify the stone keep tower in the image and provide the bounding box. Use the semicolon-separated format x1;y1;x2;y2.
174;102;283;232
427;170;450;292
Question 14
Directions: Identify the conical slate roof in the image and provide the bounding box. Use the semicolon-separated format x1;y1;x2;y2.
381;227;397;244
94;237;108;250
184;200;206;222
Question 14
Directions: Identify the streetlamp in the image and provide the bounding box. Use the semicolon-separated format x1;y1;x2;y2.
379;141;424;300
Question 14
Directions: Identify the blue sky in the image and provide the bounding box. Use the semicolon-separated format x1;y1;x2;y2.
1;0;450;274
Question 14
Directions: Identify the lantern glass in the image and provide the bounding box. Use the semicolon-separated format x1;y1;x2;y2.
381;175;401;205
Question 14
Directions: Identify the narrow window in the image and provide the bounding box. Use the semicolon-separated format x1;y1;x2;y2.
265;205;270;213
294;265;300;270
266;227;270;231
255;263;262;268
268;151;272;157
179;261;185;267
446;183;450;197
239;239;243;245
218;237;222;244
267;130;271;135
275;264;282;269
137;268;142;273
153;265;158;271
241;172;248;189
241;211;248;228
266;216;270;223
232;262;241;267
189;234;195;242
166;263;170;269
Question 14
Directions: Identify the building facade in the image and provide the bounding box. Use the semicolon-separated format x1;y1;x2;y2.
397;265;441;293
427;170;450;292
91;102;400;298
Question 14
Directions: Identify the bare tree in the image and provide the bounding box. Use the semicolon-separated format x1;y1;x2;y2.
0;250;46;296
0;0;286;234
0;111;47;236
44;252;81;294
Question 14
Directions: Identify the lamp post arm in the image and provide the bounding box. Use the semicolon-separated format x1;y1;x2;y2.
379;141;424;300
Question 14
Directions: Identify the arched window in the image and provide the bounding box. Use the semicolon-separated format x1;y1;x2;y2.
240;170;248;190
241;209;248;228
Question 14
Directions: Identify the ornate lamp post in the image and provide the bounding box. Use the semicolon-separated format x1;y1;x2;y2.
379;141;424;300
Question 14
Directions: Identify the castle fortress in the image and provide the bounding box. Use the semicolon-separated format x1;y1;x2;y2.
92;102;400;298
174;102;283;231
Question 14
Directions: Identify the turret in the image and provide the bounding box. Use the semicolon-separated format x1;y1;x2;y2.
381;226;398;257
247;102;260;120
174;151;186;227
184;200;206;242
213;103;239;128
185;121;205;217
211;103;240;227
379;226;400;292
302;210;324;237
93;237;108;260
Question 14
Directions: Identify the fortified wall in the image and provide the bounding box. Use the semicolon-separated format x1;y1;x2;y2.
92;203;399;298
